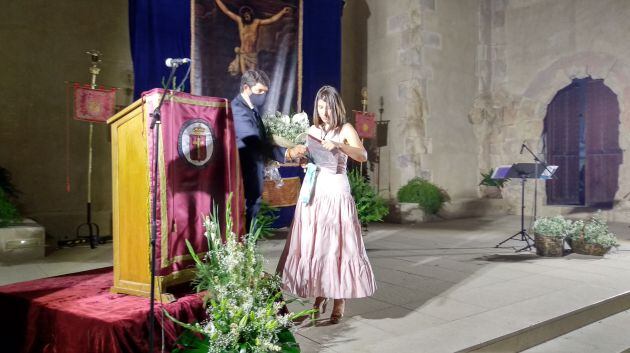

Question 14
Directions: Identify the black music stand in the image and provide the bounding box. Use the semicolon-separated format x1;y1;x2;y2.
494;163;547;252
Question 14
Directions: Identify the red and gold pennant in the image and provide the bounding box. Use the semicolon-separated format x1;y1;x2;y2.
73;84;117;123
354;110;376;139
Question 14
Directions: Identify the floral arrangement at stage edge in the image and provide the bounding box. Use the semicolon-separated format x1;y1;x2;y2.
167;197;312;353
532;215;573;256
532;216;573;239
262;111;310;148
568;212;619;255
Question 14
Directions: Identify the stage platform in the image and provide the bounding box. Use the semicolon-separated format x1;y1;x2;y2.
0;267;204;353
2;215;630;352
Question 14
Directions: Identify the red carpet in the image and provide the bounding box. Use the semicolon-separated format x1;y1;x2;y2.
0;267;205;353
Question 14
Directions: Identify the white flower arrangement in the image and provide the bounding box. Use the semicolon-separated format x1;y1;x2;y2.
533;215;572;239
262;111;310;147
570;212;619;248
166;197;313;353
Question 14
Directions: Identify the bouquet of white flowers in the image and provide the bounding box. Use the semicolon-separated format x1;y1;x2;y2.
262;112;310;148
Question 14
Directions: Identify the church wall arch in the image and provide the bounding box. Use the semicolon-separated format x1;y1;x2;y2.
494;52;630;221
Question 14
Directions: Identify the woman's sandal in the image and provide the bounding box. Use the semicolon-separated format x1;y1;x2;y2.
313;297;328;320
330;299;345;324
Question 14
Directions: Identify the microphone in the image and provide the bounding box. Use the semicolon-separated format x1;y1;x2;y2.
520;143;525;154
165;58;191;67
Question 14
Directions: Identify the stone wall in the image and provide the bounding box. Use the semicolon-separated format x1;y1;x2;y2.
472;0;630;221
366;0;480;204
0;1;134;242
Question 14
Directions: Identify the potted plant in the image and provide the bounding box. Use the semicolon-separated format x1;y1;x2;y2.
395;178;449;223
532;216;570;257
569;213;619;256
0;166;20;228
348;169;389;231
479;168;508;199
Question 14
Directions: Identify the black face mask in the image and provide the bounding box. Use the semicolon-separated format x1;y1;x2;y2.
250;92;267;109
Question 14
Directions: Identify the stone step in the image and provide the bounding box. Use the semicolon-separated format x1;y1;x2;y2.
522;309;630;352
439;198;510;219
458;290;630;352
388;198;510;223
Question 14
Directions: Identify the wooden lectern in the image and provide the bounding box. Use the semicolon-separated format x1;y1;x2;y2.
106;89;243;301
107;98;156;299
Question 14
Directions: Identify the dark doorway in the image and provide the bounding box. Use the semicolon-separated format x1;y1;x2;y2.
544;78;621;209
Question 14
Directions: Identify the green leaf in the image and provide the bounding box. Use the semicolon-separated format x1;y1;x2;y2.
278;328;301;353
289;308;317;321
163;309;206;335
172;331;210;353
185;239;204;268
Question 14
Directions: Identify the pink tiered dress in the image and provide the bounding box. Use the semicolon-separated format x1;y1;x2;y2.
279;126;377;299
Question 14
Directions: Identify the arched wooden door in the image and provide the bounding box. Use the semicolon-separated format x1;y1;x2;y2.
545;78;621;208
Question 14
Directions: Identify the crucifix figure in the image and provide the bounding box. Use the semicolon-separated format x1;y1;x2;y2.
215;0;292;75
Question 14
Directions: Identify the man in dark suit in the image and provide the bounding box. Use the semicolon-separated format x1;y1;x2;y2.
232;69;306;231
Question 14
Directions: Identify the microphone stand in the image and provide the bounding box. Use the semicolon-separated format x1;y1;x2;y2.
149;63;180;353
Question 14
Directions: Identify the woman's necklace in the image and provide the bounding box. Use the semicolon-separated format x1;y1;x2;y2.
320;125;331;140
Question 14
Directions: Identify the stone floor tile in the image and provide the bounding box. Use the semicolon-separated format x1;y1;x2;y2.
401;296;489;322
353;305;447;334
369;281;437;307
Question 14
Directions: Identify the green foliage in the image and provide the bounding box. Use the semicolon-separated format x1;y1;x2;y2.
171;331;210;353
479;168;508;188
569;212;619;248
253;202;279;239
0;166;20;227
533;215;572;239
169;196;312;353
0;188;20;228
0;166;20;199
348;169;389;223
397;178;449;215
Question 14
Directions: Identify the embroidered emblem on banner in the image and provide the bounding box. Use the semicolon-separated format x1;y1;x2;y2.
178;119;215;168
73;84;117;123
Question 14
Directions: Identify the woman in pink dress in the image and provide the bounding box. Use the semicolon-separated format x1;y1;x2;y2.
279;85;377;324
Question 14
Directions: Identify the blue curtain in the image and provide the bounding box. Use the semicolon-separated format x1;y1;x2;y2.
129;0;191;99
301;0;342;116
129;0;341;108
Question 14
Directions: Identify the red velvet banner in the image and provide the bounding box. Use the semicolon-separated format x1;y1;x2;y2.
73;84;117;123
143;89;244;276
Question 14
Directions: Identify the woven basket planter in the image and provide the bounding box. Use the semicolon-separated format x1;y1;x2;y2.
534;234;564;257
571;239;610;256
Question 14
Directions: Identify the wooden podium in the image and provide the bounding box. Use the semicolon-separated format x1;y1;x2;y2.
107;98;157;299
106;89;243;301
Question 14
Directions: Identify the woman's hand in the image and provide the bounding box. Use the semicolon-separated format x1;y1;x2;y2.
321;139;339;151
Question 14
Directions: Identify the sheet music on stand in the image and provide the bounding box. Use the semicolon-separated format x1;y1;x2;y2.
306;134;339;167
492;164;558;180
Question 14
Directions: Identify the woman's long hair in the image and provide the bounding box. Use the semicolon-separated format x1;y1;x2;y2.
313;85;346;132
